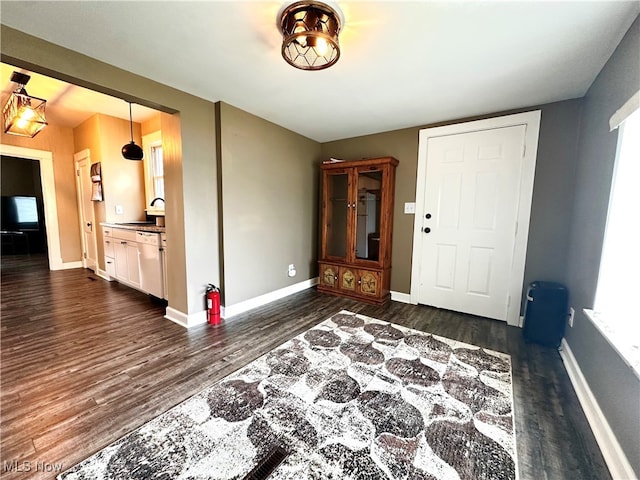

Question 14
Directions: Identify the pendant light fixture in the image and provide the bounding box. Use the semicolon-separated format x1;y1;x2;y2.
2;71;48;138
279;1;343;71
121;102;143;161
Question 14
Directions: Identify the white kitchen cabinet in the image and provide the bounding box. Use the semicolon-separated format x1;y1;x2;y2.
106;227;141;289
114;240;128;280
114;239;140;288
103;227;116;278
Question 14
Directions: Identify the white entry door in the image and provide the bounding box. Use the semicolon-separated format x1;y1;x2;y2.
75;152;97;271
411;112;540;325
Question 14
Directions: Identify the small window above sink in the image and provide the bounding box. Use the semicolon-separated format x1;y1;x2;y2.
142;130;164;215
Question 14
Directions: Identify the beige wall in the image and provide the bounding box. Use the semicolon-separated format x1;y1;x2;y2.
1;123;82;263
73;113;145;270
94;114;145;223
218;102;322;305
159;111;184;307
2;25;217;316
142;114;161;136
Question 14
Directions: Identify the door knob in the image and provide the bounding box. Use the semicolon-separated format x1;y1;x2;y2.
87;222;92;227
425;213;432;219
423;227;431;233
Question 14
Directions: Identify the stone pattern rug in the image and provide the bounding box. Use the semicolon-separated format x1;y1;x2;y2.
59;311;517;480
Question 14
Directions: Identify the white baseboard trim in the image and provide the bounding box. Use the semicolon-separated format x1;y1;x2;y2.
50;260;83;270
223;277;319;320
164;306;207;329
95;269;112;281
559;338;637;480
390;291;411;303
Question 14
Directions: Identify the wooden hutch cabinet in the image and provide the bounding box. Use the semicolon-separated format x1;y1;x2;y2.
318;156;399;304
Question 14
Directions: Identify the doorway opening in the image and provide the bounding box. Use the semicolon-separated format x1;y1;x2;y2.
1;155;48;256
0;144;65;269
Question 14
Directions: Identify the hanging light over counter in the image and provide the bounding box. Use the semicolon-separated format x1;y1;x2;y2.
2;71;48;138
122;102;143;161
279;1;343;71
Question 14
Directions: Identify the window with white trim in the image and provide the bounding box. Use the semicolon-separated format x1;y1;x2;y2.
150;143;164;200
588;97;640;376
142;130;165;214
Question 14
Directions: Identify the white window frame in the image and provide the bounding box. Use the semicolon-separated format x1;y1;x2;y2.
585;92;640;378
142;130;164;215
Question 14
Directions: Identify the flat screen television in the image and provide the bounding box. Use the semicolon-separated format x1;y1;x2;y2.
1;195;40;231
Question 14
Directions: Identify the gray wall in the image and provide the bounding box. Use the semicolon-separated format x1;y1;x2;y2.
564;15;640;476
321;99;583;308
217;103;322;306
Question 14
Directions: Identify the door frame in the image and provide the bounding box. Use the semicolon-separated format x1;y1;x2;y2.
74;149;98;270
0;143;68;270
409;110;541;326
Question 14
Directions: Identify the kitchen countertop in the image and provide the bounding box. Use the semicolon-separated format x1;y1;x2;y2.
101;222;166;233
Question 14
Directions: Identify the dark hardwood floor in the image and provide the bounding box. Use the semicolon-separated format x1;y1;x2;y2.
1;254;610;479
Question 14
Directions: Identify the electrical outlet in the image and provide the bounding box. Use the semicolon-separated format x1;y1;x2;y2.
404;202;416;214
115;204;124;215
288;264;296;277
568;307;575;327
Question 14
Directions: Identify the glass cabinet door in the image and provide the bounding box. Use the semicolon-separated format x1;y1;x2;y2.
326;172;349;259
355;169;382;261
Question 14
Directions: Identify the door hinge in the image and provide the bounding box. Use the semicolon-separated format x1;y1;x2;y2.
76;169;80;176
522;144;526;158
514;221;518;236
83;252;87;259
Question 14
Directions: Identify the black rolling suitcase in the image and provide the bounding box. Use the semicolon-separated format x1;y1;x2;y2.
523;281;569;348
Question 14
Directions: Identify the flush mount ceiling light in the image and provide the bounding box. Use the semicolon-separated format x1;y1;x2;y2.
121;102;143;161
2;71;48;138
279;1;343;71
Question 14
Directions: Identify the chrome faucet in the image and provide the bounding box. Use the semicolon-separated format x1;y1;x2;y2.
150;197;164;207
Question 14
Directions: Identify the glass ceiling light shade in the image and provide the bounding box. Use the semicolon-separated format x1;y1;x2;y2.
279;1;342;71
121;102;143;161
2;71;48;138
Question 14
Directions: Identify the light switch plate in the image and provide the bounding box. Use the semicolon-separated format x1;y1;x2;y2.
404;202;416;214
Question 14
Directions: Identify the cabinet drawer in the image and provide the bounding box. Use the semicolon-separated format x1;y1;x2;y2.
111;228;137;242
103;238;115;258
103;227;113;238
105;256;116;278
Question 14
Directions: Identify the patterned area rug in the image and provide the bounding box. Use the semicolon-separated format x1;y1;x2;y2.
59;311;517;480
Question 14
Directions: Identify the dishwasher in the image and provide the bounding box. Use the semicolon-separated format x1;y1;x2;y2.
136;231;164;299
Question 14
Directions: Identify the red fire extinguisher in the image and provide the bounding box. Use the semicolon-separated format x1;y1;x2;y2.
206;284;221;325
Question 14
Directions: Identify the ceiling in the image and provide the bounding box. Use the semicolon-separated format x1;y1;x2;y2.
0;63;160;127
1;1;638;142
